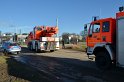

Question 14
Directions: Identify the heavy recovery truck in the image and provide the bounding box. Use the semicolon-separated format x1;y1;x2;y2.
26;26;59;52
84;7;124;69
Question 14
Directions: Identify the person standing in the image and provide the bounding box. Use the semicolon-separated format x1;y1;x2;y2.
62;39;65;49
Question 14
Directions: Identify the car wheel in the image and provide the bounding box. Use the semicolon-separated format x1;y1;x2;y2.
17;51;20;54
4;50;8;55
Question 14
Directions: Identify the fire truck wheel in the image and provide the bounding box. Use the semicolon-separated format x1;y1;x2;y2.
27;43;29;49
35;45;39;52
30;44;33;50
50;50;54;52
95;51;112;70
28;44;30;50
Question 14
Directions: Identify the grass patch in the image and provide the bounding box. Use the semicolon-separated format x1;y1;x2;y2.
20;44;27;47
0;56;8;64
72;44;87;52
65;42;87;52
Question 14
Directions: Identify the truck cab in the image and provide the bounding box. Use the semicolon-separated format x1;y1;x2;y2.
86;18;116;54
85;17;116;69
84;6;124;69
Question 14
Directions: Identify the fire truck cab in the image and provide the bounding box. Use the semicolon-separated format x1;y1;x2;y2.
84;7;124;69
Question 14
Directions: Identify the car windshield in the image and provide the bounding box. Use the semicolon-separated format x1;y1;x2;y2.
10;43;18;46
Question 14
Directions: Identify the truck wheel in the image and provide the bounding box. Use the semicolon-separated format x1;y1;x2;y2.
28;44;30;50
30;44;33;50
50;50;54;52
29;44;31;50
95;51;112;70
35;45;39;53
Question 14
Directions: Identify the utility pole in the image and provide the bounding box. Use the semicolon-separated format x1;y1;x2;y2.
56;18;58;27
56;18;59;37
19;29;21;35
15;27;17;34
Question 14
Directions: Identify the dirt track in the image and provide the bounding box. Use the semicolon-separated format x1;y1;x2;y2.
0;47;124;82
13;47;124;82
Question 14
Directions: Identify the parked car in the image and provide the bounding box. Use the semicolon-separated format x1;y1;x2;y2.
1;41;21;54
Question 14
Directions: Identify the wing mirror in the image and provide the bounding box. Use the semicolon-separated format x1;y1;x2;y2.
84;24;87;31
84;24;92;37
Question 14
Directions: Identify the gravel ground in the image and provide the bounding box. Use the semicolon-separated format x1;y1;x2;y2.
0;46;124;82
13;47;124;82
0;53;59;82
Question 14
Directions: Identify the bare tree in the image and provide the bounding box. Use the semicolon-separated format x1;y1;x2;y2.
62;32;69;44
